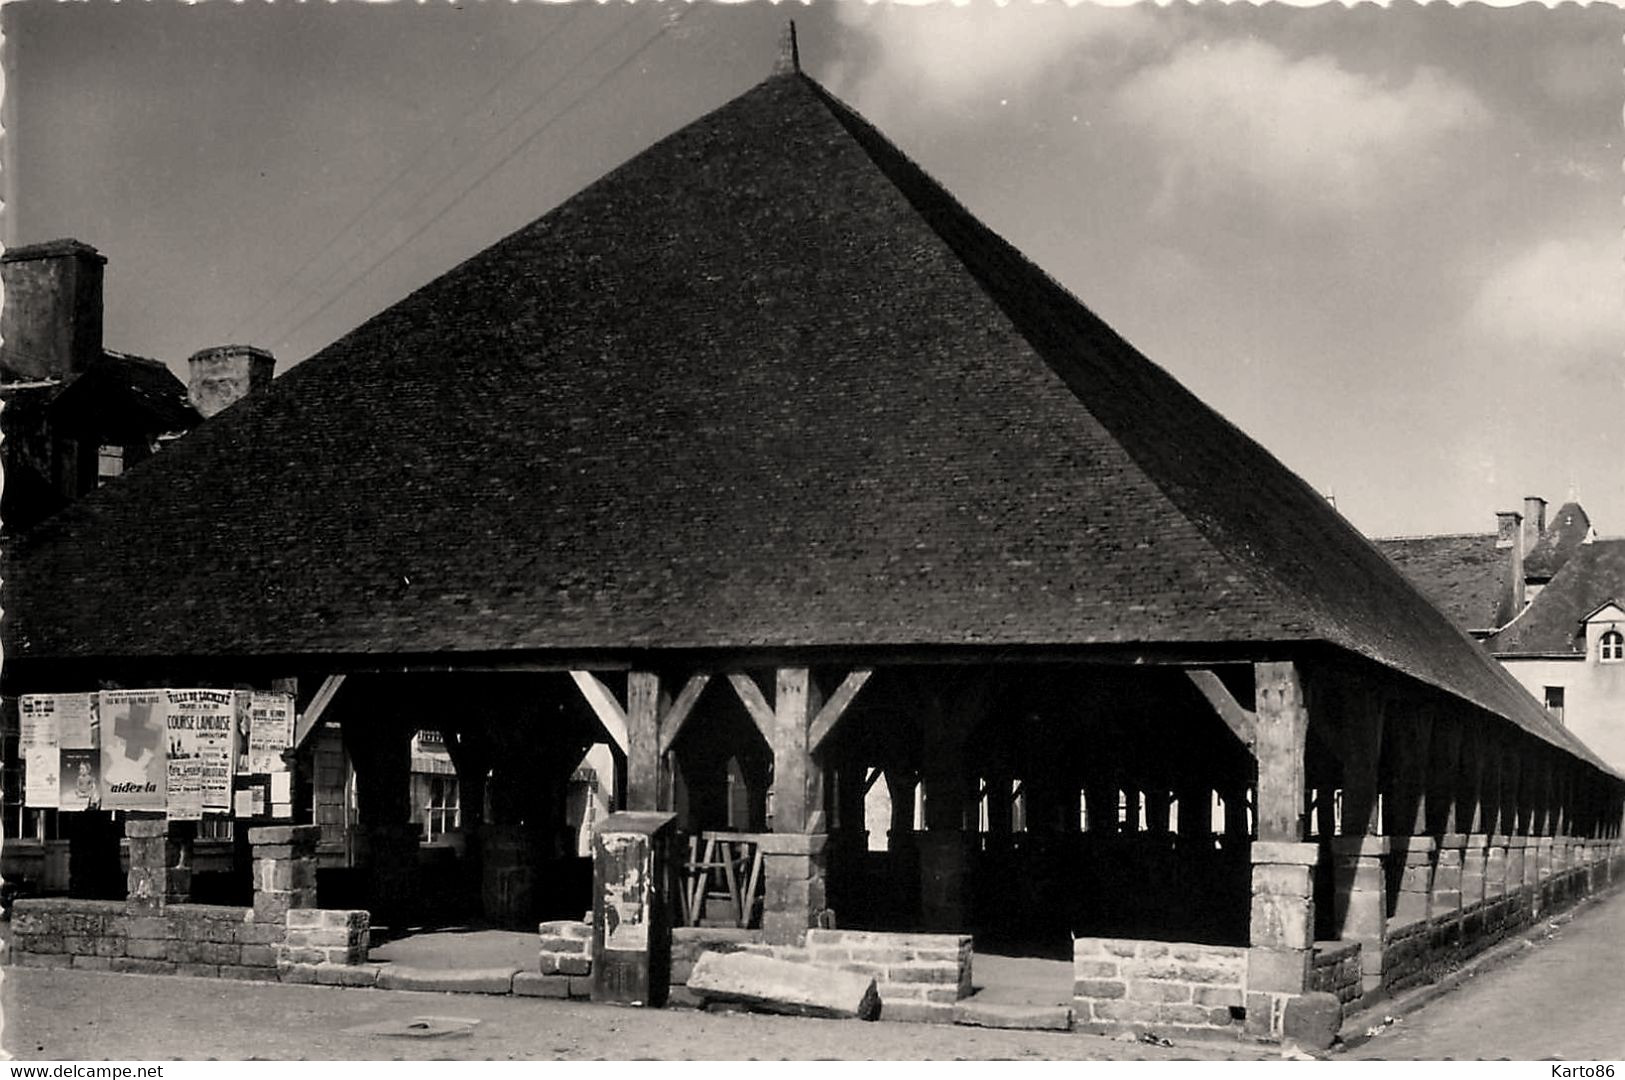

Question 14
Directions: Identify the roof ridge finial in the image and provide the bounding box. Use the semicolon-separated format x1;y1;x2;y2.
774;20;800;76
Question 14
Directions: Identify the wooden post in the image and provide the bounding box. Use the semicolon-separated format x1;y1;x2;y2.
1253;661;1308;842
770;667;819;833
626;672;665;812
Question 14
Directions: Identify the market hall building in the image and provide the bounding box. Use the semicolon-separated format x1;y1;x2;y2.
5;42;1622;1041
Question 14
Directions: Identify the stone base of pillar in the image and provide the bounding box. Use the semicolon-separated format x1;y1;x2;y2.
1331;835;1388;994
1390;836;1436;926
1460;834;1488;911
1430;833;1465;917
124;815;193;910
248;824;321;924
916;830;970;934
1245;841;1318;1041
1484;835;1510;899
758;832;828;946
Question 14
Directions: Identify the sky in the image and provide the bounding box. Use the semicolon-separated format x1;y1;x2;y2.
2;0;1620;540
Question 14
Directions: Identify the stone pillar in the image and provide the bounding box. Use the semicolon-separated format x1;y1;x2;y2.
1245;840;1318;1040
1459;833;1486;907
1331;835;1387;994
1484;835;1510;900
124;813;193;910
249;824;320;924
1390;836;1435;927
1431;833;1466;920
757;832;827;946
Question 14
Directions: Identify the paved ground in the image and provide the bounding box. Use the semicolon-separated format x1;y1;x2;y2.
1348;892;1625;1061
0;965;1277;1061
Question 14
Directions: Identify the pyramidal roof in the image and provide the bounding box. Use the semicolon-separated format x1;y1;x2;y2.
2;66;1606;767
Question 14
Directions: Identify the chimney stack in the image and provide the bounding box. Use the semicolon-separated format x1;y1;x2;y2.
187;345;275;419
0;239;106;381
1496;509;1525;622
1522;495;1547;554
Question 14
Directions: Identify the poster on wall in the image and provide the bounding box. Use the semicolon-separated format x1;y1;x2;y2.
98;689;167;810
248;692;295;773
234;692;253;775
59;748;101;811
19;695;61;808
56;693;98;750
165;690;238;813
24;746;60;809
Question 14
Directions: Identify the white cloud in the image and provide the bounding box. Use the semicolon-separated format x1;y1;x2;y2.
828;1;1154;119
1112;40;1489;219
1466;235;1620;369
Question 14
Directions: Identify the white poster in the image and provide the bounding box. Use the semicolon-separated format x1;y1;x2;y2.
248;692;295;773
98;690;167;810
57;693;97;750
19;695;61;808
165;690;238;813
24;746;60;809
19;695;57;751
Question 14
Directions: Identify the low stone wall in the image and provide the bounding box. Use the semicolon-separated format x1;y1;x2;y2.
804;929;974;1024
1307;940;1361;1008
1072;936;1247;1039
6;897;368;982
1379;917;1430;993
665;926;973;1023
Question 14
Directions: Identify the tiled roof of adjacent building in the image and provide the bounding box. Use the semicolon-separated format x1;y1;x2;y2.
1489;538;1625;656
1;71;1605;767
1371;532;1507;632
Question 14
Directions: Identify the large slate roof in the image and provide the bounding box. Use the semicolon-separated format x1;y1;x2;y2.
1;70;1608;768
1490;538;1625;656
1372;533;1508;632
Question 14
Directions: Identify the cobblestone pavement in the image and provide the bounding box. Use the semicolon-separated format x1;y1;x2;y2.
1348;891;1625;1061
0;966;1277;1061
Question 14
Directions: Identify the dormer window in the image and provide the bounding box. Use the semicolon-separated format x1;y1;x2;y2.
1601;630;1624;662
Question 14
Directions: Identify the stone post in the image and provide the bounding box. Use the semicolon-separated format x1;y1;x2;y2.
1484;835;1510;899
124;813;193;910
1551;836;1570;900
1430;833;1465;921
1460;834;1488;910
1505;836;1529;928
757;832;827;946
1390;836;1435;927
1331;835;1387;995
1245;840;1318;1040
249;824;320;925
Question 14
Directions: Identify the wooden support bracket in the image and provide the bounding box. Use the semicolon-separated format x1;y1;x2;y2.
1185;669;1256;752
656;674;712;756
293;674;346;751
569;670;630;755
728;673;776;744
807;669;873;753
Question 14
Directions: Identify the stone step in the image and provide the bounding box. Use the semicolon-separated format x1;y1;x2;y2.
953;1000;1075;1032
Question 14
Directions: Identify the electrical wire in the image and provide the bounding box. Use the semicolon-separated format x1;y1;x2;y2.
269;11;673;358
227;5;595;345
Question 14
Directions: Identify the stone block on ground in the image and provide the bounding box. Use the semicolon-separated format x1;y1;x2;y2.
376;965;518;995
1282;991;1341;1051
513;972;571;998
953;1000;1074;1031
687;952;880;1021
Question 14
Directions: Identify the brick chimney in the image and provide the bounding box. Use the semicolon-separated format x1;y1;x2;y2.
187;345;275;419
1496;509;1524;623
0;239;106;381
1522;496;1547;554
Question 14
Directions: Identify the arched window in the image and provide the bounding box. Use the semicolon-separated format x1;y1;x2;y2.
1600;630;1624;662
